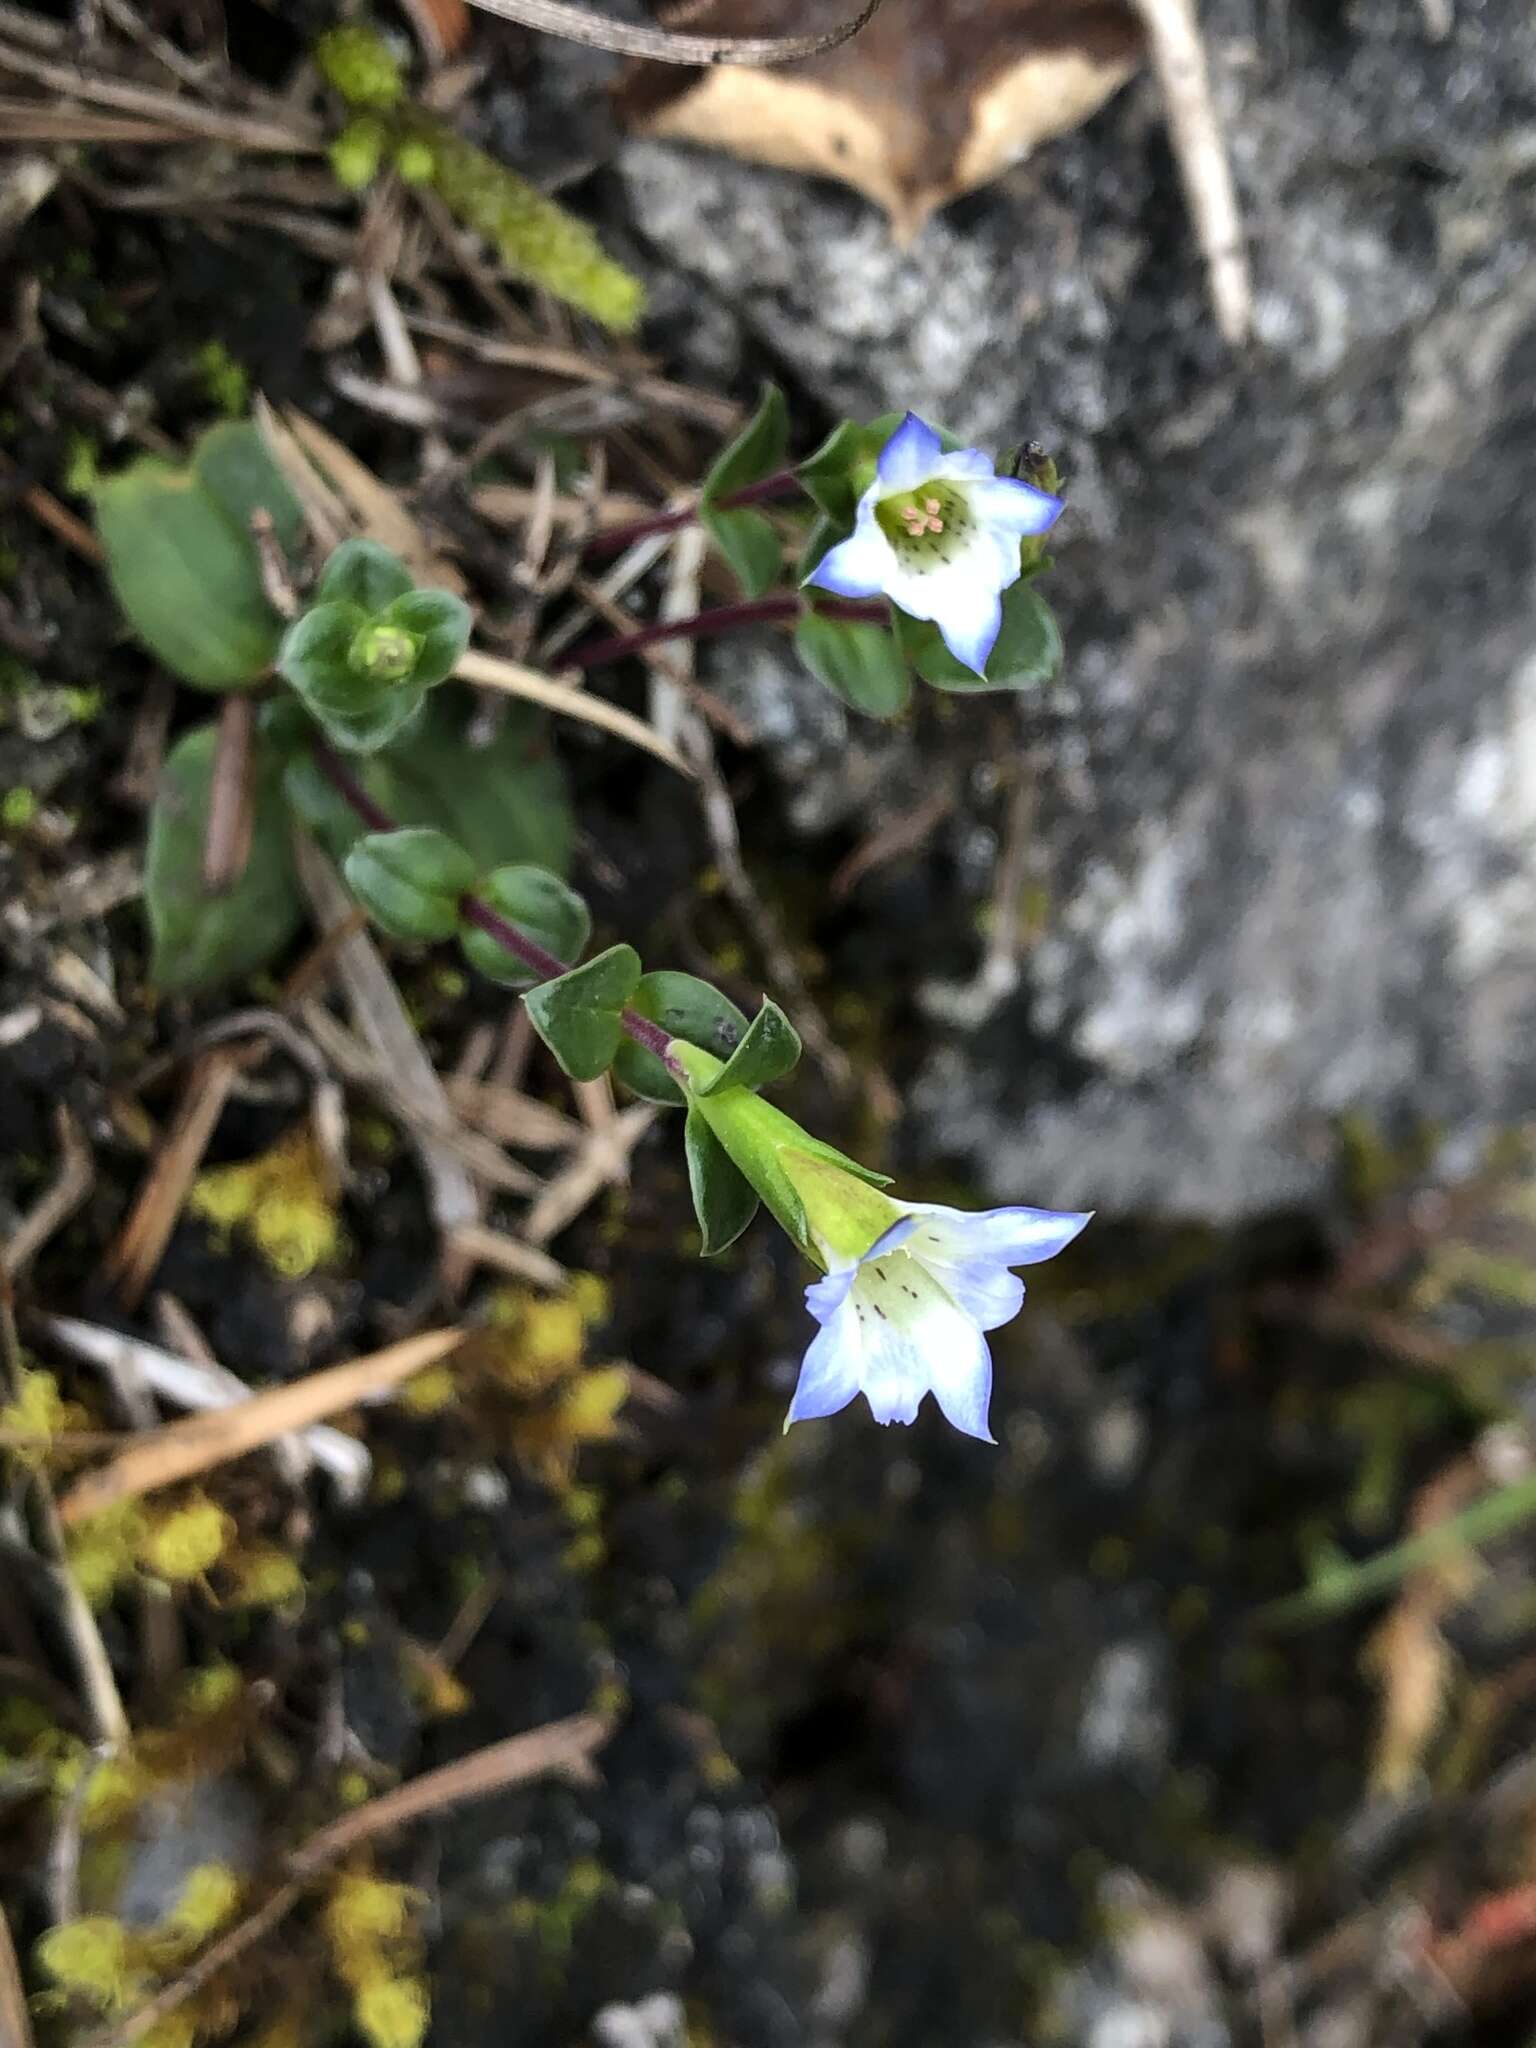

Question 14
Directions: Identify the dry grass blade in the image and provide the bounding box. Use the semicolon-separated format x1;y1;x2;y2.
447;1220;567;1290
38;1312;369;1492
55;1328;464;1526
455;0;886;64
456;647;692;776
276;405;464;591
85;1713;612;2048
0;1900;36;2048
522;1103;657;1246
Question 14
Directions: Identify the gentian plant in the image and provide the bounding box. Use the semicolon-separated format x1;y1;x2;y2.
97;392;1085;1441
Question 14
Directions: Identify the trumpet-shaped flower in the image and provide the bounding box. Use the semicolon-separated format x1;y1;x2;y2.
782;1154;1090;1443
805;412;1063;677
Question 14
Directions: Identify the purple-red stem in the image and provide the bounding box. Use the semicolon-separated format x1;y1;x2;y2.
568;593;888;673
582;468;802;561
310;739;679;1070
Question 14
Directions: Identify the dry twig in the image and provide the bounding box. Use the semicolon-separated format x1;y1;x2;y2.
1;1106;93;1282
55;1328;464;1526
454;0;886;64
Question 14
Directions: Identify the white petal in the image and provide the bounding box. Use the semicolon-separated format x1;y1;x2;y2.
929;586;1002;676
930;448;995;484
804;511;894;600
846;1257;996;1441
904;1204;1093;1268
970;476;1063;535
917;1255;1024;1332
875;412;944;492
786;1295;864;1424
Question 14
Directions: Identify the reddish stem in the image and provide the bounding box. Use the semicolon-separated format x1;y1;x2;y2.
582;468;803;561
310;740;679;1071
568;593;888;672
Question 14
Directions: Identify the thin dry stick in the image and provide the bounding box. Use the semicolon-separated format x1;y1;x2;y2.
200;694;255;894
103;1048;247;1307
86;1712;612;2048
0;42;322;150
0;1299;128;1749
55;1328;464;1526
454;0;884;63
0;1900;36;2048
650;529;856;1098
1;1106;93;1281
1130;0;1252;346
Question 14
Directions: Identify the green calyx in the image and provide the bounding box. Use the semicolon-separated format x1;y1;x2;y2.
350;621;420;683
673;1042;893;1262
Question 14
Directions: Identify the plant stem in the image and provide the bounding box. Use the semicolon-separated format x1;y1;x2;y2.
309;739;680;1071
582;468;803;560
568;593;887;672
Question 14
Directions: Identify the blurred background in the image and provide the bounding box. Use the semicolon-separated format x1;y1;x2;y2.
3;1;1536;2044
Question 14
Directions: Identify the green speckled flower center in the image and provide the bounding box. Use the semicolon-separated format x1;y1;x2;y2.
875;479;972;570
350;622;418;683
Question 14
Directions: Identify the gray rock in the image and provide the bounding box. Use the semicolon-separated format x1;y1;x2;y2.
614;3;1536;1217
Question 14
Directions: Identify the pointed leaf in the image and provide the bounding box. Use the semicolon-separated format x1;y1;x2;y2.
685;1109;760;1256
795;612;911;720
613;971;749;1107
461;865;590;987
795;412;904;527
700;384;791;599
523;943;642;1081
698;998;801;1096
144;724;302;993
315;537;414;613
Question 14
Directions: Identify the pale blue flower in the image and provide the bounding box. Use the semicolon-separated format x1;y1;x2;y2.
805;412;1063;677
788;1201;1092;1443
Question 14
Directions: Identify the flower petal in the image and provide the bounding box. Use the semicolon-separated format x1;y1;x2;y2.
804;514;892;599
930;585;1003;677
805;1264;857;1325
843;1257;997;1439
786;1297;864;1424
931;448;995;484
921;1257;1024;1332
971;476;1064;536
875;412;945;492
905;1204;1093;1267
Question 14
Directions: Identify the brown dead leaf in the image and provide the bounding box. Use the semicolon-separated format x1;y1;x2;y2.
621;0;1143;239
56;1328;464;1525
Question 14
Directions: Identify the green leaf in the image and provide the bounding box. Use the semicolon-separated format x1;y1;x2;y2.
523;943;642;1082
795;612;911;720
612;971;749;1107
96;422;301;690
374;692;575;875
795;412;904;527
896;581;1063;693
702;383;789;503
700;509;783;600
461;865;590;987
684;1109;760;1256
279;691;575;876
314;538;414;613
698;998;801;1096
381;588;473;687
343;827;478;941
144;724;303;993
700;384;790;599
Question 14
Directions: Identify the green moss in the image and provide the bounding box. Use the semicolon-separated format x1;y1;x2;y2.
315;24;405;109
193;341;250;418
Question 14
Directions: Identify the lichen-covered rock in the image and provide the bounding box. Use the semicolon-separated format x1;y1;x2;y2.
616;2;1536;1219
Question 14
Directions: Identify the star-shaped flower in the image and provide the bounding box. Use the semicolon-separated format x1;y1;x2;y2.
805;412;1063;677
781;1155;1090;1442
